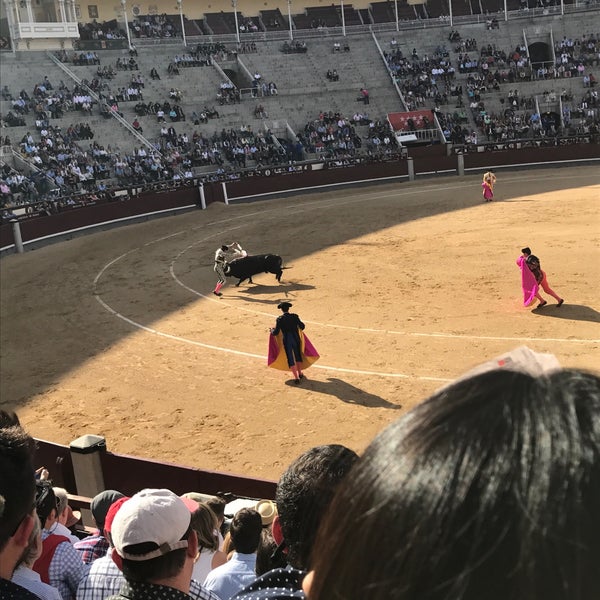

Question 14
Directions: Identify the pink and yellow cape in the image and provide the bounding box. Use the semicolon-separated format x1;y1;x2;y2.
267;329;320;371
517;255;538;306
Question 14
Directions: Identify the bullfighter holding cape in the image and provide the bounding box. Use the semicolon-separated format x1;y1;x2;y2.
268;302;319;384
516;252;539;307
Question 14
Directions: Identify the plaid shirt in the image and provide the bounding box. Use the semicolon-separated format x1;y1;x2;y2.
76;554;220;600
74;532;110;564
41;529;89;600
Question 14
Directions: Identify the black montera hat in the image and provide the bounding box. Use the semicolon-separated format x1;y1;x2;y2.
277;302;292;310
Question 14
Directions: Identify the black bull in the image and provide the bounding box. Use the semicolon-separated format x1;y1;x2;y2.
224;254;284;286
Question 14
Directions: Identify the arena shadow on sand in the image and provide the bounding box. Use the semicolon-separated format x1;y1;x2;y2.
285;377;401;409
223;282;317;306
238;282;316;295
531;304;600;323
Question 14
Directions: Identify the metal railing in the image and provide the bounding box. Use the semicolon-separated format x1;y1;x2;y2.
125;3;600;48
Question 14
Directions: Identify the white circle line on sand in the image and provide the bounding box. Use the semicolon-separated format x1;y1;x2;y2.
171;270;598;344
94;174;599;381
93;290;450;381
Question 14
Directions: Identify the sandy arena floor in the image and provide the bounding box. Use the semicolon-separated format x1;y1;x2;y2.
1;166;599;482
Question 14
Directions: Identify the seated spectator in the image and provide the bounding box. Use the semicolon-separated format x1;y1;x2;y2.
304;353;600;600
150;67;160;80
108;489;220;600
333;41;341;53
204;508;262;599
52;487;81;544
11;514;62;599
188;503;227;583
234;445;358;599
0;415;40;599
32;481;87;599
132;118;143;133
74;490;125;564
254;528;287;576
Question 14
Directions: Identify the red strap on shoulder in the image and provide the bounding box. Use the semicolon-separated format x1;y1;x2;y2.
33;534;71;583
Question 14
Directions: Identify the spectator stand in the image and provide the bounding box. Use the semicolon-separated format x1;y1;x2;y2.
260;8;289;32
129;14;181;40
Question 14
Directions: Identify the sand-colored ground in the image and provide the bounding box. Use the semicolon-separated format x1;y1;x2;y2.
1;166;599;482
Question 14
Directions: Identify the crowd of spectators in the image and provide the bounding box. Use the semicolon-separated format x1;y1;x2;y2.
296;111;403;159
384;45;455;111
553;34;600;78
2;25;599;215
78;20;126;41
130;14;179;39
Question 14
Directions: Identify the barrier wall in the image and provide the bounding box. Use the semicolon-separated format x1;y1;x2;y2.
35;438;277;499
3;142;599;250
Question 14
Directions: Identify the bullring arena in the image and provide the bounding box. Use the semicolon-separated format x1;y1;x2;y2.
1;165;599;482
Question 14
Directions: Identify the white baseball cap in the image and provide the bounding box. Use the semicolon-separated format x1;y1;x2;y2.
111;489;191;561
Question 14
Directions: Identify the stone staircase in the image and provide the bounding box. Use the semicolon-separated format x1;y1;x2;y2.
235;37;403;130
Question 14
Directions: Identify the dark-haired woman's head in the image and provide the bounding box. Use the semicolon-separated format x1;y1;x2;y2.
305;368;600;600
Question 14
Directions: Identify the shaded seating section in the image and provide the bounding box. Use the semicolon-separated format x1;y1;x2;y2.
378;0;419;21
358;8;373;23
204;12;237;35
414;3;428;19
505;0;522;10
260;9;288;31
290;13;314;30
472;0;482;14
370;2;396;23
78;19;126;41
426;0;449;18
342;6;363;25
130;14;180;38
305;6;343;27
481;0;504;12
182;17;203;37
449;0;473;15
236;16;262;33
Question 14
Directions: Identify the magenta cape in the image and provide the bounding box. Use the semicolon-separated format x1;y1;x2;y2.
267;329;320;371
517;255;539;306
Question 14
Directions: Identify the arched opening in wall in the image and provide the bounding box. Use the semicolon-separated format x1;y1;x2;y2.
528;41;552;65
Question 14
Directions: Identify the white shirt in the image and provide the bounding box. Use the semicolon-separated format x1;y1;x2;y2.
204;552;257;600
12;564;62;600
54;522;80;545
